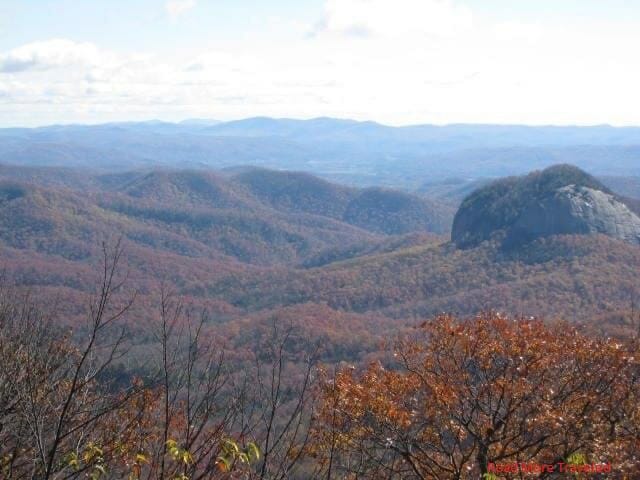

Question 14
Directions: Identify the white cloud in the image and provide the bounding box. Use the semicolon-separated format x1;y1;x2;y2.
493;21;544;43
315;0;472;38
0;39;112;73
2;7;640;128
165;0;196;18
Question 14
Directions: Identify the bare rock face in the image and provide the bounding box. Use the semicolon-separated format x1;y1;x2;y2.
452;164;640;248
514;185;640;245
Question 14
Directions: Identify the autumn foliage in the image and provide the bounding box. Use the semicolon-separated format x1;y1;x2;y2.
2;244;640;478
310;313;640;479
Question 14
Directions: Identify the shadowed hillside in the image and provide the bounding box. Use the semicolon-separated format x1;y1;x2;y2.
233;168;454;234
343;187;453;235
231;168;355;218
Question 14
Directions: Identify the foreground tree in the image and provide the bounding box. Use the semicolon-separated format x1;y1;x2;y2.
4;238;640;479
0;244;261;479
0;244;318;479
311;312;640;479
0;241;140;479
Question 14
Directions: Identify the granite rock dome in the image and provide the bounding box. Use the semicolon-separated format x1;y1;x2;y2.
452;165;640;248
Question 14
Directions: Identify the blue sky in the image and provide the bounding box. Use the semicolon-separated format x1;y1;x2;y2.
0;1;323;52
1;0;640;127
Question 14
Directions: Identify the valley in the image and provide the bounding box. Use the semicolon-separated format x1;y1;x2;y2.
1;161;639;339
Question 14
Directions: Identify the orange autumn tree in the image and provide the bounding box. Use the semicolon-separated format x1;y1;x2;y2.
311;312;639;479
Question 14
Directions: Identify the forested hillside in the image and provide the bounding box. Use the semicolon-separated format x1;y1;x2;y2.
0;166;451;268
3;285;639;478
1;164;638;334
2;163;640;478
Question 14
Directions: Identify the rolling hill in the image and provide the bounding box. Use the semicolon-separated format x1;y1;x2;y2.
0;166;451;267
0;163;638;338
231;168;453;234
204;233;640;324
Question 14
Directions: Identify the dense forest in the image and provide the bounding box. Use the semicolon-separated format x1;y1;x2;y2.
2;163;640;478
2;257;640;478
5;0;640;471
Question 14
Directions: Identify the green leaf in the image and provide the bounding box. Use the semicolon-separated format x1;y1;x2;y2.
567;452;587;466
247;442;261;462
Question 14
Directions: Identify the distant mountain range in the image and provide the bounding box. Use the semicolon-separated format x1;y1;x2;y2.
3;118;640;189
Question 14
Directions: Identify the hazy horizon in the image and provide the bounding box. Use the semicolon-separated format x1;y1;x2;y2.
2;0;640;127
6;115;640;131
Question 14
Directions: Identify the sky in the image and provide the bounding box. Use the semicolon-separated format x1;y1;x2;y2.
1;0;640;127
